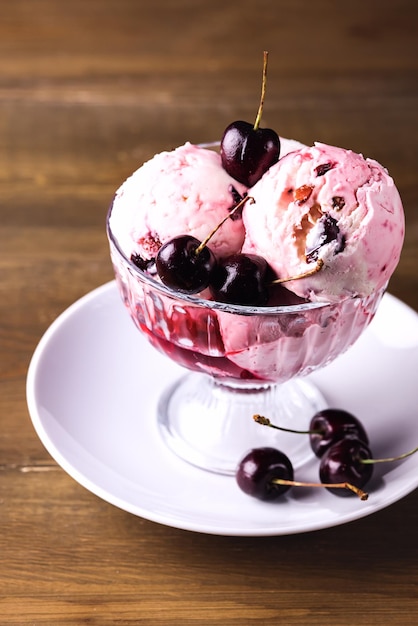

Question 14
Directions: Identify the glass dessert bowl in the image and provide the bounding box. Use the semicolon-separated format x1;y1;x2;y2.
107;207;385;475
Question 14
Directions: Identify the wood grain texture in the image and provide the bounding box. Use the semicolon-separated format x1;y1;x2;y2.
0;1;417;624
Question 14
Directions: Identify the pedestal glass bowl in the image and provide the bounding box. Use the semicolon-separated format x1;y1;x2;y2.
107;207;384;475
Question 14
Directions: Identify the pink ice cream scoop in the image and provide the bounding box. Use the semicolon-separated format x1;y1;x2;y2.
109;142;248;262
242;142;405;302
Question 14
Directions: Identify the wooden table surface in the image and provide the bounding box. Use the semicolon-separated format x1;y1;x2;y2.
1;1;417;624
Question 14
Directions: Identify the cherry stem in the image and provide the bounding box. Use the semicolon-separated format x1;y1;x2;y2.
360;446;418;465
271;259;324;284
194;196;255;256
253;414;320;435
253;51;268;131
272;478;369;501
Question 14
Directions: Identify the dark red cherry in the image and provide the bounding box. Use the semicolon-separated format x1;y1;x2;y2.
267;282;309;306
156;235;216;294
209;253;270;306
309;409;369;458
236;447;294;501
220;120;280;187
319;438;373;497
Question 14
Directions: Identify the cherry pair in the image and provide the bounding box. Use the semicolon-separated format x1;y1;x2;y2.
155;231;271;306
236;408;417;502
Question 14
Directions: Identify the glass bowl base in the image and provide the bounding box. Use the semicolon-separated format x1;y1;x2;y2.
157;373;327;475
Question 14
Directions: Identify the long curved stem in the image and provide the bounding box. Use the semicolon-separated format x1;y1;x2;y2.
361;446;418;464
195;196;254;256
253;51;268;130
271;259;324;284
272;478;368;500
253;414;321;435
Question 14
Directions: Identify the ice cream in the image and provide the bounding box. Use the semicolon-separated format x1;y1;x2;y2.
107;136;404;383
109;138;305;266
109;142;248;263
242;142;405;302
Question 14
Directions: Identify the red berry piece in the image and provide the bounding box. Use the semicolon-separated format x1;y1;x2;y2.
315;162;334;177
305;214;346;262
131;253;157;275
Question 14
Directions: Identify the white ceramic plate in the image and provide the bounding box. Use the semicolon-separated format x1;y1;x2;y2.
26;282;418;536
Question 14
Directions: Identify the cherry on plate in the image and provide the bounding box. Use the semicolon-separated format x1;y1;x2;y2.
236;447;294;501
309;408;369;458
319;438;373;497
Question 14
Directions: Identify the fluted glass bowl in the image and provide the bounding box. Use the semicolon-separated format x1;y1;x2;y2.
107;204;385;475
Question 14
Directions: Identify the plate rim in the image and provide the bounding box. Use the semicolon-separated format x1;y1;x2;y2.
26;282;418;536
